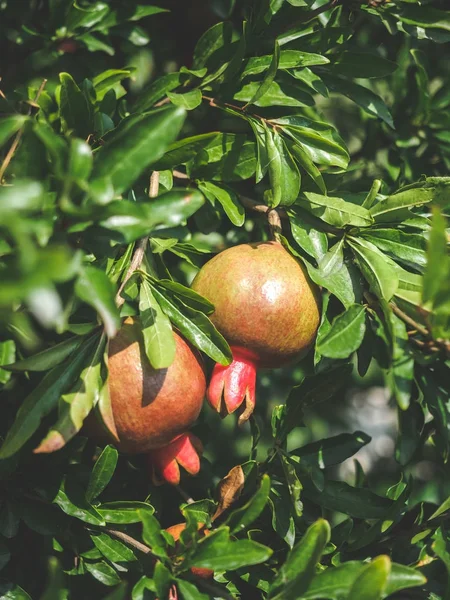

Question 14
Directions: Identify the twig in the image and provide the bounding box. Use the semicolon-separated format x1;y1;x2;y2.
103;527;155;556
389;303;429;338
154;97;171;108
240;195;288;218
176;485;194;504
0;78;47;183
173;169;189;179
390;302;449;355
115;171;159;308
268;208;282;239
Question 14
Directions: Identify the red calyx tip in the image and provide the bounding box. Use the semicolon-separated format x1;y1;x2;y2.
207;347;257;425
148;432;203;486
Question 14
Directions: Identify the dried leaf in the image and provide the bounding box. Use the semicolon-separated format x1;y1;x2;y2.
213;465;245;521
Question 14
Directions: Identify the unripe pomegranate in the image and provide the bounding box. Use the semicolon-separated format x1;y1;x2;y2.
86;317;206;484
166;522;213;579
191;241;321;422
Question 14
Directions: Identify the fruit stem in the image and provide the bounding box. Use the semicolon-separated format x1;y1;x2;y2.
268;208;282;239
115;171;160;307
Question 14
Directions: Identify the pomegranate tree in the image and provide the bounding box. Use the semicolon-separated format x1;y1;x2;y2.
192;241;321;423
87;317;206;484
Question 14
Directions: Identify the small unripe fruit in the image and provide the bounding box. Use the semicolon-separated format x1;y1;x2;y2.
166;523;213;579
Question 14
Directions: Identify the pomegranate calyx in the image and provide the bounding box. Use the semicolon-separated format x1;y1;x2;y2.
148;432;203;486
207;347;257;424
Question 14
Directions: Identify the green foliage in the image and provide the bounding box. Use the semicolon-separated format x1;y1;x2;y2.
0;0;449;598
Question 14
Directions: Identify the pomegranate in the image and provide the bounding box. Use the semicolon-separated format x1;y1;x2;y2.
191;241;321;423
86;317;206;484
166;522;213;579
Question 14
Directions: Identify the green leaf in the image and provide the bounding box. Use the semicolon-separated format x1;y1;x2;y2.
150;284;232;365
151;279;214;314
242;50;329;76
303;480;394;519
192;21;234;70
68;138;93;182
370;187;435;223
3;336;85;372
0;582;32;599
316;304;366;359
59;72;92;137
245;41;280;106
0;335;98;459
348;238;399;301
284;364;353;436
189;133;257;181
269;519;331;600
92;68;132;100
139;279;176;369
189;528;272;571
85;561;121;586
90;533;136;563
347;555;390;600
132;72;183;112
154;132;218;170
423;208;449;305
303;242;359;309
0;341;15;384
34;334;107;452
99;189;205;242
176;580;209;600
167;89;202;110
54;477;105;526
289;209;328;261
330;51;398;79
235;75;314;108
289;142;326;194
0;180;44;215
266;131;301;208
0;115;27;148
198;181;244;226
272;115;349;169
299;192;373;228
386;314;414;411
138;509;167;558
226;474;271;534
98;501;154;524
361;229;427;269
86;445;118;502
292;431;371;468
303;561;426;599
75;267;120;338
320;73;394;129
92;106;186;194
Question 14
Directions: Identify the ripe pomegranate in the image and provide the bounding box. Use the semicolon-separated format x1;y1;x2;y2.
86;317;206;484
191;241;321;423
166;522;213;579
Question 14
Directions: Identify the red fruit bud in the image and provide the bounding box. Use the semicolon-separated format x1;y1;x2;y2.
148;432;203;485
207;346;257;425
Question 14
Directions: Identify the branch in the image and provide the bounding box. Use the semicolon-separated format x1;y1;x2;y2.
389;302;450;356
0;79;47;183
103;527;156;556
115;171;159;308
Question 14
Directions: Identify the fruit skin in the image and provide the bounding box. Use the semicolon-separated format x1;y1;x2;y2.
91;317;206;454
192;241;321;366
191;241;321;421
166;523;213;579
